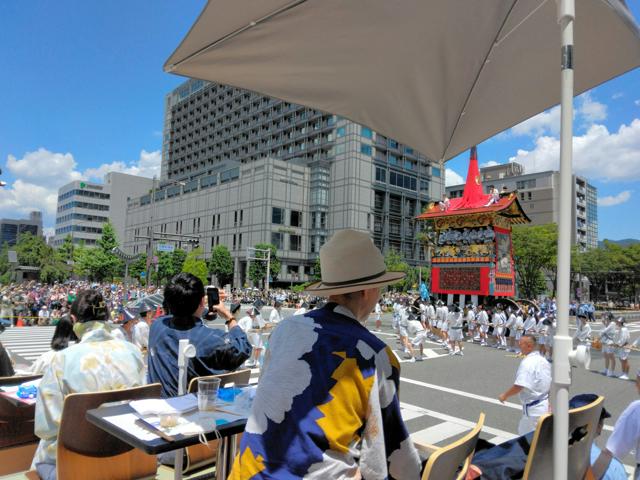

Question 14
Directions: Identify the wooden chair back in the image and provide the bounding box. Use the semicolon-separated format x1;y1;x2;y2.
523;396;603;480
56;383;162;480
183;369;251;473
421;413;485;480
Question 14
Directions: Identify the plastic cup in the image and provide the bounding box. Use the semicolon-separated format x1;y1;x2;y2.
198;378;221;412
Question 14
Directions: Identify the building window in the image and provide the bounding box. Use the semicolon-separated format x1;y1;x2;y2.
432;167;441;177
272;207;284;224
375;167;386;183
290;210;302;227
238;233;243;249
516;179;537;189
389;171;417;191
233;234;237;250
360;144;372;156
271;232;283;249
361;127;373;139
290;234;302;251
527;191;532;200
404;159;416;171
337;127;346;137
389;154;399;166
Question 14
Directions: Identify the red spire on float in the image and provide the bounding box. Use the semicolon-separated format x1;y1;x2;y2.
459;146;484;208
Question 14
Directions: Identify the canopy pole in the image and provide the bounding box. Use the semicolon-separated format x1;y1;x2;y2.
553;0;575;479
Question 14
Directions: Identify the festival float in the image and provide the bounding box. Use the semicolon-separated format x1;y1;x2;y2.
416;147;530;304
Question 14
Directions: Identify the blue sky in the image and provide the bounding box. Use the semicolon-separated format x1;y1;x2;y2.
1;1;639;241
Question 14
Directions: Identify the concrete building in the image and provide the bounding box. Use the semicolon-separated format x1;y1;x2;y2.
124;79;445;287
446;162;598;250
0;211;42;246
53;173;153;248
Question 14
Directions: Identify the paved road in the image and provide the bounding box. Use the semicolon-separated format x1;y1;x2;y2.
3;310;640;475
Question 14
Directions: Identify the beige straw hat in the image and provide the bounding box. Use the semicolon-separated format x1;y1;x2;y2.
305;229;405;296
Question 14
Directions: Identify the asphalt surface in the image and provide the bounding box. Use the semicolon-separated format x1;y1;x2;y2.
5;307;640;475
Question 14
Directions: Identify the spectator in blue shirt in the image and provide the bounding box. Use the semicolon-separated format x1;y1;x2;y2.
147;273;251;397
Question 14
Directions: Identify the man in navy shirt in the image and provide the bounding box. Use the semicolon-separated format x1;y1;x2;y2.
148;273;251;397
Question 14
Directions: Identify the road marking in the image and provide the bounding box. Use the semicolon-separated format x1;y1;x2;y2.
399;376;615;432
412;421;469;445
400;401;518;441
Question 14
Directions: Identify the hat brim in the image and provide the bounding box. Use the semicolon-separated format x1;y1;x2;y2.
304;271;406;296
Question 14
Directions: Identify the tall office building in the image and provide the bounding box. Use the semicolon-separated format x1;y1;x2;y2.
124;79;445;287
0;211;43;246
54;172;154;248
446;162;598;250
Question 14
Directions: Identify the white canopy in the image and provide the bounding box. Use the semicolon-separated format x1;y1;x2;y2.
165;0;640;162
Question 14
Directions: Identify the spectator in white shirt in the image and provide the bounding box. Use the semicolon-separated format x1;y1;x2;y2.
593;370;640;480
268;301;283;325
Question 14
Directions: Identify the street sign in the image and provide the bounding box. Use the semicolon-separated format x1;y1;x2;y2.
157;243;175;253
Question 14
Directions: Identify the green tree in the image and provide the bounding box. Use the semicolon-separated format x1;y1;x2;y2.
14;232;70;284
313;256;322;281
0;242;11;283
384;248;410;290
58;235;75;263
15;232;49;267
181;247;209;285
170;249;187;275
511;224;558;298
129;253;148;285
248;243;280;287
156;252;174;285
71;224;123;281
209;245;234;286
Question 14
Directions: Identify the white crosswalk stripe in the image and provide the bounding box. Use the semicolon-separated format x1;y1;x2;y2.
1;326;55;363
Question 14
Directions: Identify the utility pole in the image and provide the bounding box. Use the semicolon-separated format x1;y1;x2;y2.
145;177;157;288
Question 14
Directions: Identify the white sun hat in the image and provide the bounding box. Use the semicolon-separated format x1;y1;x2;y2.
305;229;405;296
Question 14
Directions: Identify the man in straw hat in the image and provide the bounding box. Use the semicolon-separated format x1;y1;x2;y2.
230;230;422;479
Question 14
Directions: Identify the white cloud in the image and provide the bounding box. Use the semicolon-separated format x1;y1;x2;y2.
507;93;607;138
0;179;59;218
598;190;632;207
445;168;464;186
84;150;161;180
577;92;607;123
509;118;640;181
635;99;640;107
1;148;161;229
480;160;499;168
510;105;561;137
6;148;83;187
612;92;624;100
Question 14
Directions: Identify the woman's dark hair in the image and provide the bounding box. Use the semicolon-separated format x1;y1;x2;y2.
163;273;204;321
51;316;78;351
70;290;109;323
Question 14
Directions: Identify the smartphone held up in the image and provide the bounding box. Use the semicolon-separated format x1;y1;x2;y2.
205;286;219;320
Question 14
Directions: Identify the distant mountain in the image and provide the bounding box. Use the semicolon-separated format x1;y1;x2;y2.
598;238;639;247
